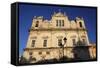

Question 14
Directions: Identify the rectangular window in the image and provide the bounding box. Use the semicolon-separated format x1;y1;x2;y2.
39;52;42;55
59;20;62;27
62;20;64;26
58;39;62;46
43;40;47;47
56;20;64;27
72;39;76;45
31;40;35;47
56;20;58;26
46;51;50;54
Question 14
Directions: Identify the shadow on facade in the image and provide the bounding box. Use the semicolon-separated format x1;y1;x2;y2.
19;42;95;64
72;46;90;61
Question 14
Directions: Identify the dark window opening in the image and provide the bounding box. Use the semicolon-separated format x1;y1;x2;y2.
58;39;62;47
79;22;82;27
56;20;58;26
59;20;62;27
56;20;64;27
39;52;42;55
62;20;64;26
43;40;47;47
31;40;35;47
46;51;50;54
35;21;39;27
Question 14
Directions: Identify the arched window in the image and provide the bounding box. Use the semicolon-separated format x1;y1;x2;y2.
35;21;39;27
79;22;82;27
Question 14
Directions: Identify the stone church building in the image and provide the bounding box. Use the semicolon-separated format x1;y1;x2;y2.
22;11;96;63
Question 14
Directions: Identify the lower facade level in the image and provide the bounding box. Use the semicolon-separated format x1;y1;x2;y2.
20;45;96;64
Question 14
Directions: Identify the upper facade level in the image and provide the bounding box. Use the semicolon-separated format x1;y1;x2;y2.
31;11;86;30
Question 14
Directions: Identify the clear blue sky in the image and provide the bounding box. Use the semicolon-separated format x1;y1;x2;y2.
19;3;97;56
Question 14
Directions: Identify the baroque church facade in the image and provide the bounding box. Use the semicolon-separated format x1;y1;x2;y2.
22;11;96;63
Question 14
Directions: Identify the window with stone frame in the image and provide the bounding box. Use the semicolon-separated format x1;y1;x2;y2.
59;20;62;27
56;20;59;26
62;20;64;26
31;40;35;47
56;20;64;27
58;39;62;47
43;40;47;47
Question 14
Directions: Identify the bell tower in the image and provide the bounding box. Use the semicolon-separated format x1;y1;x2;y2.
75;17;86;29
75;17;89;45
31;16;43;28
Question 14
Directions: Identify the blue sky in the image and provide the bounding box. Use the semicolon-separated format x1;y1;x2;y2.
19;3;97;56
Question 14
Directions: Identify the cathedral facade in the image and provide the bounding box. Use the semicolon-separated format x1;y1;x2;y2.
22;11;96;63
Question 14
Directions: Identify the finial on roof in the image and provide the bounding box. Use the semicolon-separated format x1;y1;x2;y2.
34;16;36;18
64;12;66;16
